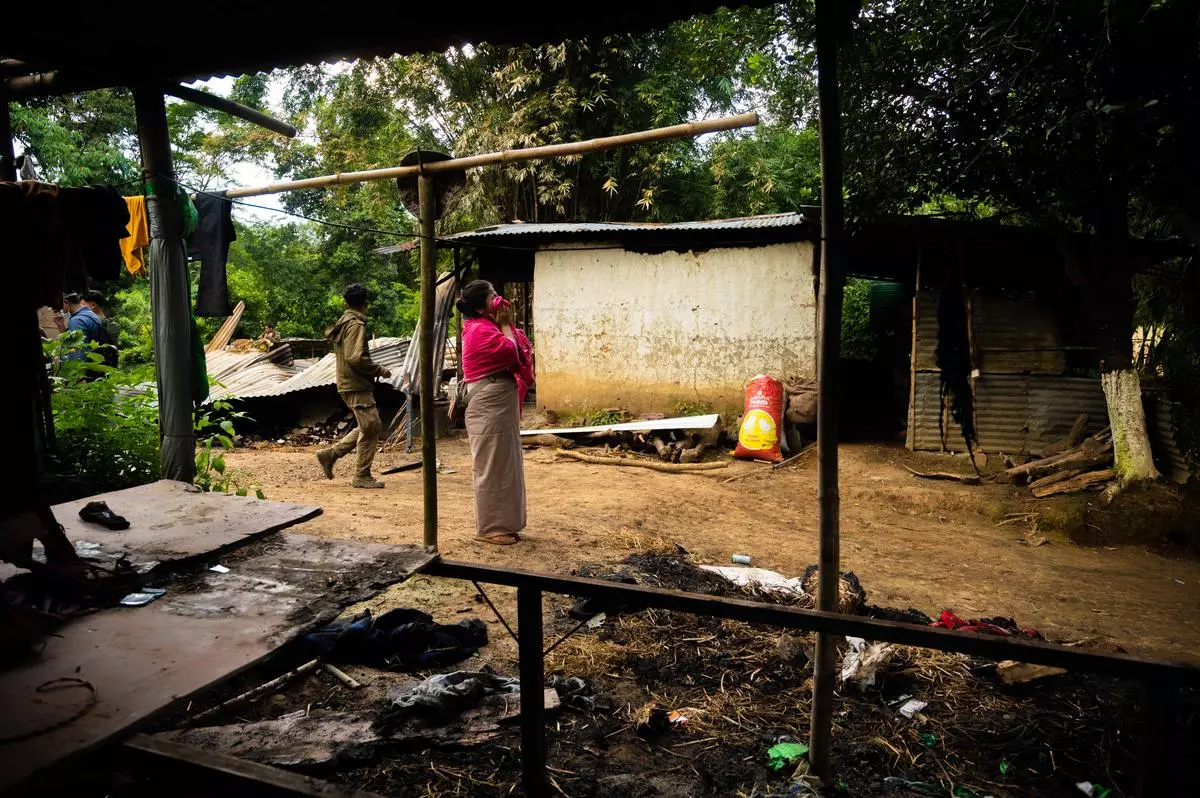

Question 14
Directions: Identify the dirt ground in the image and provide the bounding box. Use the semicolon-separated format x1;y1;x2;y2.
229;437;1200;663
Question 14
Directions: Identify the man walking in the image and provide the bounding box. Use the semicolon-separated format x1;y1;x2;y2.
60;292;104;365
83;289;120;368
316;284;392;488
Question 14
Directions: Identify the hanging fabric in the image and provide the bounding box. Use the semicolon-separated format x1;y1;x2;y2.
188;191;235;317
121;196;150;274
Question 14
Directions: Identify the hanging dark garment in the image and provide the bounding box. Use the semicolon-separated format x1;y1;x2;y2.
187;191;235;317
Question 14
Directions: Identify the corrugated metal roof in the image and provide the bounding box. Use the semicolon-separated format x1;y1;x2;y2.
910;373;1108;456
375;241;420;256
395;275;458;393
441;212;814;248
206;346;304;402
4;4;743;97
251;338;412;399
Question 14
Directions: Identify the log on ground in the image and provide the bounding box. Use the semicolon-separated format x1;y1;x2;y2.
1032;469;1115;498
556;450;727;473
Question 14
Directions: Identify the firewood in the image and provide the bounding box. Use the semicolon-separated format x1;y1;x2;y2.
522;434;576;449
1004;436;1113;484
904;465;982;484
1032;469;1115;498
556;450;727;473
1028;468;1084;491
1041;414;1089;457
651;436;673;461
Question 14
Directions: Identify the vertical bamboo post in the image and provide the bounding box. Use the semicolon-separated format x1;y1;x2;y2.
134;88;195;482
418;173;439;552
809;0;848;780
518;586;548;798
0;85;15;182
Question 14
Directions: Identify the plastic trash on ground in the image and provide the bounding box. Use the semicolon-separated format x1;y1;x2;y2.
840;636;898;687
119;587;166;607
767;741;809;771
699;565;807;600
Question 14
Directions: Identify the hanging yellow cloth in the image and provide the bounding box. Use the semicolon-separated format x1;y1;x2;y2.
121;196;150;274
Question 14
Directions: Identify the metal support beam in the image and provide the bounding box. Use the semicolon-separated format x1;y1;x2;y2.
134;88;195;482
810;0;849;779
163;83;297;138
517;586;548;798
427;560;1200;687
124;734;389;798
418;174;439;552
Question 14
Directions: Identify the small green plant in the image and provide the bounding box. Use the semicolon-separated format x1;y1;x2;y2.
44;332;160;492
193;399;264;498
585;408;629;426
673;400;715;417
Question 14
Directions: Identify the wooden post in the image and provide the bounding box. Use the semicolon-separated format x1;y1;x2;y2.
809;0;848;780
518;586;548;798
0;83;15;182
906;246;921;449
418;173;438;552
134;88;195;482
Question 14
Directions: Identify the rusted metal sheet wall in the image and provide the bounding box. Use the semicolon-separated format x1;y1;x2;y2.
910;373;1107;455
1149;395;1191;484
970;293;1066;375
913;291;940;371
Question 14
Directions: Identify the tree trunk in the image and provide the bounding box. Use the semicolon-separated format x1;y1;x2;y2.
1101;369;1160;485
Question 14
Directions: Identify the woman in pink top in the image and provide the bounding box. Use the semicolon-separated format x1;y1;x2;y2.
458;280;531;545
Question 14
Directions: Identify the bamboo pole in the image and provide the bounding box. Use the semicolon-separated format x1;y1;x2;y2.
224;112;758;199
809;0;848;780
418;174;439;553
135;88;196;483
164;83;297;138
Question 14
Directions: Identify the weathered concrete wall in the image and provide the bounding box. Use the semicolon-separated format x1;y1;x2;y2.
533;242;817;416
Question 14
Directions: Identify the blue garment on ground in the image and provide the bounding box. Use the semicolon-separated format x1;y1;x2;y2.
305;608;488;670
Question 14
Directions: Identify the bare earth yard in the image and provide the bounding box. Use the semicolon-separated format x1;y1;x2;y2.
229;439;1200;663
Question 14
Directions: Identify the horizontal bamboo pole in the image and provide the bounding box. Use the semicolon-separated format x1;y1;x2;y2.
225;112;758;199
165;83;297;138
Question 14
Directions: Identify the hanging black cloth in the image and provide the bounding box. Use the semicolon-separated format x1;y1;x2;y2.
188;191;235;317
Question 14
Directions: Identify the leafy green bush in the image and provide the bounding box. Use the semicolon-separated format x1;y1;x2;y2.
841;278;877;362
44;332;160;491
194;399;264;498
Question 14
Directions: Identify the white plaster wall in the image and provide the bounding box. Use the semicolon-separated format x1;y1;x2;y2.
533;241;817;414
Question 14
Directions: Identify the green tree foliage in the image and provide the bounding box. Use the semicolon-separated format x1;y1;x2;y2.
707;125;821;217
843;0;1199;369
43;333;160;491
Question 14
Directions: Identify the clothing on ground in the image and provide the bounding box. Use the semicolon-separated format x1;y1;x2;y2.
326;309;386;393
328;390;382;479
305;607;489;669
386;671;518;721
932;610;1041;638
465;374;526;537
120;196;149;274
188;191;235;317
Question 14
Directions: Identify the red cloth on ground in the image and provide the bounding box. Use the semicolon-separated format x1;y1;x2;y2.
931;610;1040;638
